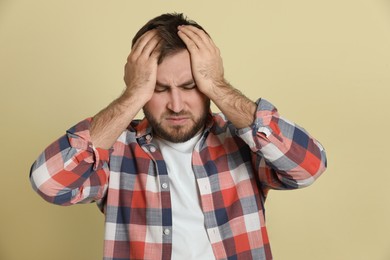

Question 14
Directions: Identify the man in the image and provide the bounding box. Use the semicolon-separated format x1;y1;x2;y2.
30;13;327;260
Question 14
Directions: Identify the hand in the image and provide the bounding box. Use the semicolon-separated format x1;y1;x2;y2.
178;25;256;128
123;30;161;102
177;25;225;96
90;30;161;149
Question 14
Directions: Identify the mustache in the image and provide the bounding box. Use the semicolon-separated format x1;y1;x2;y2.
163;111;192;117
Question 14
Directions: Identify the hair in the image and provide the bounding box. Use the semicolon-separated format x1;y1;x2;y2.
132;13;208;64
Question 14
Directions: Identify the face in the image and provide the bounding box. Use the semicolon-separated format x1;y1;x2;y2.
143;50;210;143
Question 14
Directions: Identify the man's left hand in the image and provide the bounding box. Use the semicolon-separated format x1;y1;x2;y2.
177;25;225;96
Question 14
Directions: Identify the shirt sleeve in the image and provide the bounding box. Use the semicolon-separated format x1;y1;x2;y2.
30;118;110;206
237;98;327;190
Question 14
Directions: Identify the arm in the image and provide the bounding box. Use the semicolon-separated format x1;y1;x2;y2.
178;26;327;189
30;119;110;206
30;30;161;205
91;30;161;149
239;98;327;190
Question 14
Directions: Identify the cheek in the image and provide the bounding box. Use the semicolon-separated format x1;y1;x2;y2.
189;100;208;118
190;92;208;109
144;96;166;116
146;94;165;109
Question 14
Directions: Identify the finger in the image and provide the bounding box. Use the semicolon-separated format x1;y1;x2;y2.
178;25;215;51
130;30;159;58
177;28;199;52
181;25;211;41
178;25;205;50
150;39;163;61
140;34;161;59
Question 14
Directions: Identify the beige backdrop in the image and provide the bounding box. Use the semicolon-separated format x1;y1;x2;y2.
1;0;389;259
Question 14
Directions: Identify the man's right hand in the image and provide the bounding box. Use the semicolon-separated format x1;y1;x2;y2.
90;30;161;149
123;29;161;103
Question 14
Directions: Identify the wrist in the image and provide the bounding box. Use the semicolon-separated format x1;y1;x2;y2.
199;78;226;98
206;79;235;102
119;87;151;110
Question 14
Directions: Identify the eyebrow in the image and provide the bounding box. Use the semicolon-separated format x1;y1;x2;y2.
155;79;195;89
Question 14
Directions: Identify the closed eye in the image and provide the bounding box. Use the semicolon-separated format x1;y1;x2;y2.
154;80;196;93
181;83;196;90
154;86;169;93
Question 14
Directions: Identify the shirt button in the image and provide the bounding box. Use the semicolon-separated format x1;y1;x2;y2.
145;134;152;141
149;146;156;153
161;182;168;189
163;228;170;235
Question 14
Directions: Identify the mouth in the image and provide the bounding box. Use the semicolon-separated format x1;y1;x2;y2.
165;116;190;125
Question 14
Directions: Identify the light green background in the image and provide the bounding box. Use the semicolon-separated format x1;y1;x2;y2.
1;0;389;259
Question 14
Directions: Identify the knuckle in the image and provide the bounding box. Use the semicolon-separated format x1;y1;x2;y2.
127;53;137;63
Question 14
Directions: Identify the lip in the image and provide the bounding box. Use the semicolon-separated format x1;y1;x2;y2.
165;116;190;125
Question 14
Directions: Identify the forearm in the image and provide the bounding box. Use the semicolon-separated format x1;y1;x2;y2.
30;93;144;204
238;99;327;190
207;80;256;129
30;122;110;205
258;122;327;189
91;29;161;149
90;91;146;149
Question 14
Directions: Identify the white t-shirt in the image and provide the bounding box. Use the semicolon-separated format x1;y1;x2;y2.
155;134;215;260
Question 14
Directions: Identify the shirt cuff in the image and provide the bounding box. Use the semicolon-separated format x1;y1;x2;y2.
237;98;278;151
66;118;111;170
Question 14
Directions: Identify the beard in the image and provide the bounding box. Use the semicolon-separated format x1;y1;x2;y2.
143;100;210;143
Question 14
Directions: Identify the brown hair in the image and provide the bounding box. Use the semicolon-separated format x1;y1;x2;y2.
132;13;208;63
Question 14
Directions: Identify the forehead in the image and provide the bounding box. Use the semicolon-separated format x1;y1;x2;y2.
157;50;193;85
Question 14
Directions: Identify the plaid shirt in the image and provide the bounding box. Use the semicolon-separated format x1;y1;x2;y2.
30;98;327;260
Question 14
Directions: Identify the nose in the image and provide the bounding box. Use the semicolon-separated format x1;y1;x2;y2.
167;88;184;113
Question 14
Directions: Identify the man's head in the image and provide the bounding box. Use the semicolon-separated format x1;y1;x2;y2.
143;50;210;143
132;13;208;64
135;13;211;143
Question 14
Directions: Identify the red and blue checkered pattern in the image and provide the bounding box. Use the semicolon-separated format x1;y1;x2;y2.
30;98;327;260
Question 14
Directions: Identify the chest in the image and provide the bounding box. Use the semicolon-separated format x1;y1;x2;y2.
105;139;261;220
